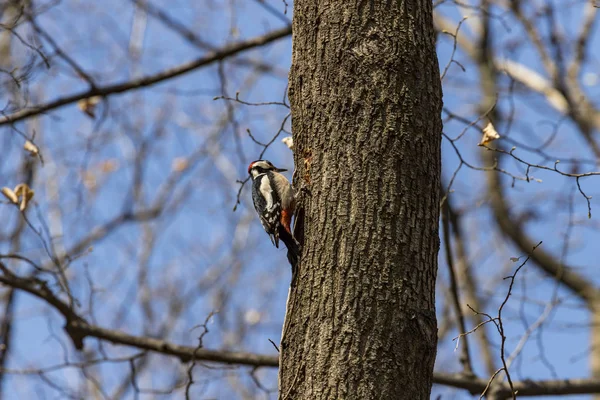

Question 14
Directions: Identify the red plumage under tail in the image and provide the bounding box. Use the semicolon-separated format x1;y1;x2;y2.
278;225;299;274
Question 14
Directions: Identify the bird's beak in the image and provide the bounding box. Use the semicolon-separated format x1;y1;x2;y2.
275;168;288;172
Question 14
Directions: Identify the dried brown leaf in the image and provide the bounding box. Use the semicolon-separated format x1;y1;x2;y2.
282;136;294;150
478;122;500;146
24;140;39;155
14;183;35;211
77;96;101;119
171;157;189;172
99;159;119;173
1;187;18;204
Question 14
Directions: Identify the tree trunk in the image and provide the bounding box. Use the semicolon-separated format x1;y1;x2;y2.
280;0;442;399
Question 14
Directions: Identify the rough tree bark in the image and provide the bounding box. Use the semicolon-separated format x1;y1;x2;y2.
280;0;442;399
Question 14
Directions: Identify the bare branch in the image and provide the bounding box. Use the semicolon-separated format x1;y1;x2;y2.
0;27;292;126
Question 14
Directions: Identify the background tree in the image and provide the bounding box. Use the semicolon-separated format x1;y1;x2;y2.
0;0;599;399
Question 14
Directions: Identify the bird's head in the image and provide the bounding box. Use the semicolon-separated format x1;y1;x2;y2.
248;160;287;178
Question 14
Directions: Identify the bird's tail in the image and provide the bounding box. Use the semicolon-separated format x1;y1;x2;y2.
278;225;300;273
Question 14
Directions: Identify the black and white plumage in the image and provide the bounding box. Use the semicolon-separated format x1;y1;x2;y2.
251;173;282;246
248;160;299;268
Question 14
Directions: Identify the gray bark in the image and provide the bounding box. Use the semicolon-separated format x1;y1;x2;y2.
280;0;443;399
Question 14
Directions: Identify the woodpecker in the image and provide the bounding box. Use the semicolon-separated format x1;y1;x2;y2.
248;160;299;267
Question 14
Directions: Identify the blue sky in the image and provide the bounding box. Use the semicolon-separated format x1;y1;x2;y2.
1;0;599;399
